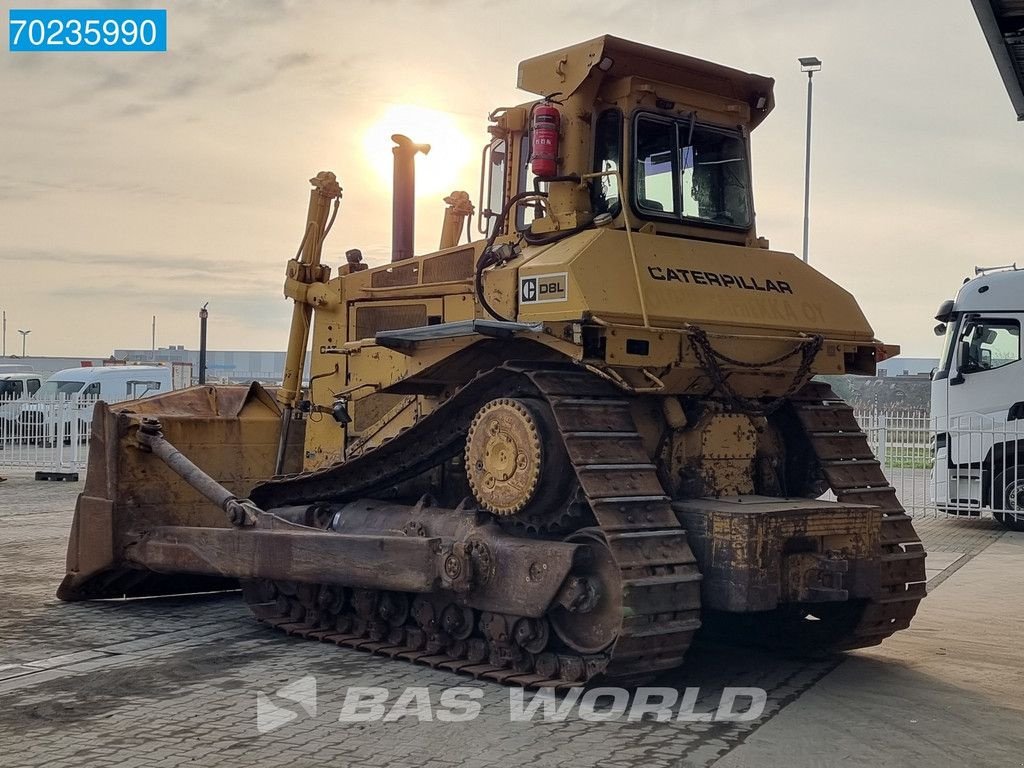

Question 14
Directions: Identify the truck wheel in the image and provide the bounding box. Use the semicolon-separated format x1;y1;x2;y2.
991;466;1024;532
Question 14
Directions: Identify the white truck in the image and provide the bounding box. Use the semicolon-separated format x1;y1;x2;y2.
931;265;1024;530
18;365;172;444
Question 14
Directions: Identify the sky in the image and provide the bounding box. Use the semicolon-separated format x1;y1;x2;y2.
0;0;1020;359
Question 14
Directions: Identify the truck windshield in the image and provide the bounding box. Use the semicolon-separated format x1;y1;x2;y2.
39;380;84;399
633;114;751;228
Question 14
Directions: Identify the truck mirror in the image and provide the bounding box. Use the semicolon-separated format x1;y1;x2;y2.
933;323;947;336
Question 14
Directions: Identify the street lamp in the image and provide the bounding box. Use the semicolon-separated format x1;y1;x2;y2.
799;56;822;264
17;329;30;357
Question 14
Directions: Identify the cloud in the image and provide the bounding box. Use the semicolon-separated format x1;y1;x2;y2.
1;0;1019;359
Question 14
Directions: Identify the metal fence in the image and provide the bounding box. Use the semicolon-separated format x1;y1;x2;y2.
0;397;114;478
846;408;934;517
836;407;1024;525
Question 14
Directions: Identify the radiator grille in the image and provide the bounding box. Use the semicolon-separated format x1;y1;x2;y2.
422;248;474;283
371;263;419;288
354;304;428;341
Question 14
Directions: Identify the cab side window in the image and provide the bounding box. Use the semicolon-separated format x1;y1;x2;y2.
959;319;1020;373
128;380;162;398
82;382;101;399
591;109;622;216
479;138;507;237
27;379;40;395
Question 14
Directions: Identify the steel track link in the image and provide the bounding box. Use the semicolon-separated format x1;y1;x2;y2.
790;381;928;649
245;362;702;686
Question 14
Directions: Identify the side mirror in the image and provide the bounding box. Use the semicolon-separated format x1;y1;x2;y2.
934;299;955;322
933;323;947;337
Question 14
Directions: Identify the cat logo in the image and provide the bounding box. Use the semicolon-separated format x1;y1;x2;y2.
519;272;568;304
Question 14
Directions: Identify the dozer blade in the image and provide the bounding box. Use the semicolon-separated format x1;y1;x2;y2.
57;383;304;601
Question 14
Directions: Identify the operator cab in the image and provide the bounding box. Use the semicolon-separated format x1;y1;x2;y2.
478;35;771;249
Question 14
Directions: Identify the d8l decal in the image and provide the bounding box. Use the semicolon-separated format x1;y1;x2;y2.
519;273;568;304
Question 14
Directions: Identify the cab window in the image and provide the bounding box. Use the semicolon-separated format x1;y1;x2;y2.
633;113;752;228
478;138;507;237
959;318;1020;373
27;379;40;395
128;380;162;398
516;133;548;231
0;380;24;400
82;382;101;398
591;109;622;216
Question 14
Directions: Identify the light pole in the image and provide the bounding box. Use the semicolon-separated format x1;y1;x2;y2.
799;56;822;264
17;329;30;357
198;303;208;385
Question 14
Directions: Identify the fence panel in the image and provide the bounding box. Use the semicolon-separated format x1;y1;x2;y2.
0;397;115;477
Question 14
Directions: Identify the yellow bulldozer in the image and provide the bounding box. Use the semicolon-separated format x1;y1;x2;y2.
58;36;926;686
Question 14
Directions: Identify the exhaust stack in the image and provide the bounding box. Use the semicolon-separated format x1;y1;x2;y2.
391;134;430;262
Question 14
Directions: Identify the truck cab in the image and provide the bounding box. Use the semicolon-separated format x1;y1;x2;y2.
931;266;1024;530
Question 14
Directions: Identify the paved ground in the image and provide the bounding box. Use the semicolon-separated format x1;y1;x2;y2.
0;470;1018;768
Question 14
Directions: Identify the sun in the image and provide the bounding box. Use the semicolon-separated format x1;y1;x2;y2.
362;104;476;199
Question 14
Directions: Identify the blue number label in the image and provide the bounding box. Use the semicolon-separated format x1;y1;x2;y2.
9;9;167;52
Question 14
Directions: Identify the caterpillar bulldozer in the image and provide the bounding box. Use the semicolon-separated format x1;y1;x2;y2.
58;36;927;686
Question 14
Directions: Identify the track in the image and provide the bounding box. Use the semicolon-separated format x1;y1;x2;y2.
242;369;925;685
244;363;702;687
790;381;928;649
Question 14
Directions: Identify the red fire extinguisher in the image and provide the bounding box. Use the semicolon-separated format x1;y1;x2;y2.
531;102;560;178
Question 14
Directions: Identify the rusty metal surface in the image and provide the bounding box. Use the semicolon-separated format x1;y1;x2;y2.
126;527;442;592
242;363;702;686
57;383;303;601
673;496;881;612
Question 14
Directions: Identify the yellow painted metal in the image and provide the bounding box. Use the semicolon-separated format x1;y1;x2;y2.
439;191;474;250
278;172;343;410
61;38;897;603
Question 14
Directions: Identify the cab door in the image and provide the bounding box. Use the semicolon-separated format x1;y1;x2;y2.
946;315;1023;503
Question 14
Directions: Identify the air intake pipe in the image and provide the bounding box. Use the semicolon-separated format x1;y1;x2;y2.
391;134;430;262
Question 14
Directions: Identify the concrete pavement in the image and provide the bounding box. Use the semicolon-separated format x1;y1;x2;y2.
0;470;1019;767
713;535;1024;768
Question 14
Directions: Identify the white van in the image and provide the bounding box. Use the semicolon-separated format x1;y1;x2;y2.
0;371;44;443
19;365;172;443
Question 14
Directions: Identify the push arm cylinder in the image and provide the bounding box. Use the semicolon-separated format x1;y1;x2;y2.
136;418;260;527
278;172;343;409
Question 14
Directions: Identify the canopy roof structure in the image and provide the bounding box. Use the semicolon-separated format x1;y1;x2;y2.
972;0;1024;120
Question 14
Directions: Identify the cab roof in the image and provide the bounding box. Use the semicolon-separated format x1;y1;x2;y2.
517;35;775;128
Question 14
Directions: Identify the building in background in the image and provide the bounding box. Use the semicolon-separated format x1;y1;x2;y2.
876;356;939;377
0;355;117;378
114;346;308;384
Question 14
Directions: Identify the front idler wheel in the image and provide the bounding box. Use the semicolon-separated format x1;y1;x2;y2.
547;529;622;655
